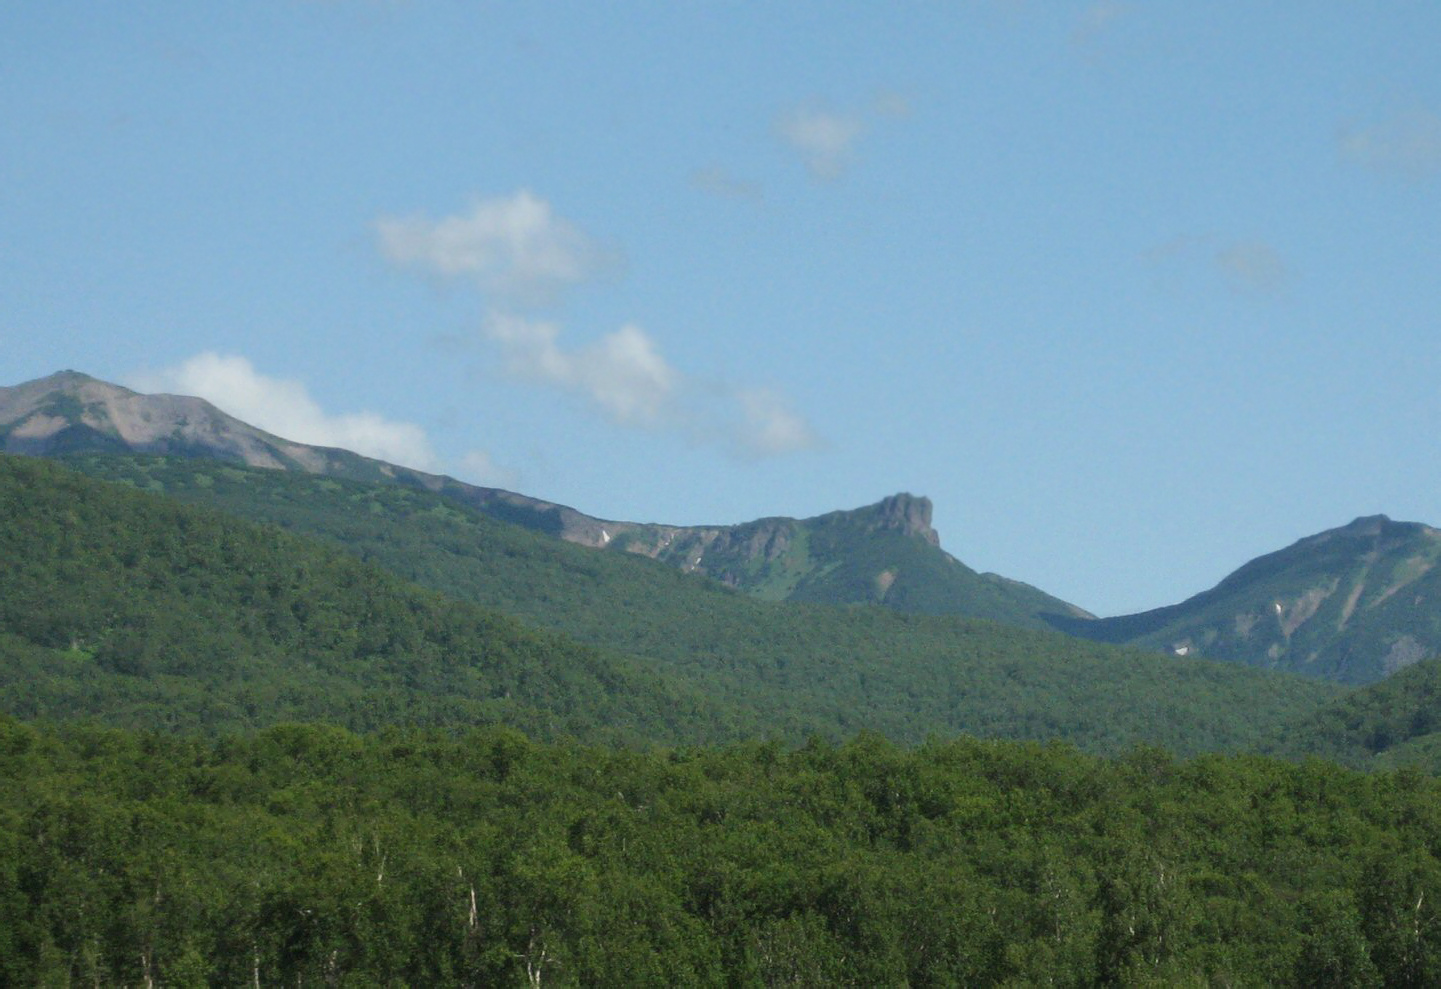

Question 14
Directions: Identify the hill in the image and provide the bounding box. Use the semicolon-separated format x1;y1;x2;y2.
1;371;1085;626
0;454;734;743
1269;657;1441;770
1050;514;1441;684
51;452;1344;756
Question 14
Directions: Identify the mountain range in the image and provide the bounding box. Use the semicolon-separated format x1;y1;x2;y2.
3;369;1439;685
0;370;1085;629
39;448;1385;755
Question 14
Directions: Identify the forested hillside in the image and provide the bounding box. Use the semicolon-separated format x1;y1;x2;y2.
11;451;1441;985
1268;658;1441;771
2;372;1086;626
53;453;1345;755
0;455;734;743
5;717;1440;987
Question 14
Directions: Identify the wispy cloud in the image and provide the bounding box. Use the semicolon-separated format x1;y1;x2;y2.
378;189;821;459
774;105;868;181
376;191;618;307
484;314;819;458
1339;109;1441;180
1214;241;1290;295
691;166;764;203
127;352;509;483
1146;234;1292;296
733;388;822;458
772;92;913;183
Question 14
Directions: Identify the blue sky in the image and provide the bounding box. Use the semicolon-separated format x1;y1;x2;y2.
3;2;1439;616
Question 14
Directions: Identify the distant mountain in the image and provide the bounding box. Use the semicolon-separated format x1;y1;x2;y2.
1050;515;1441;684
580;491;1089;627
0;369;575;521
51;452;1345;755
1;370;1087;627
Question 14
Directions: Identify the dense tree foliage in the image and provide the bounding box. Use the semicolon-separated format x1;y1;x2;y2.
6;718;1441;986
53;454;1343;756
5;456;1441;983
0;455;735;743
1268;658;1441;771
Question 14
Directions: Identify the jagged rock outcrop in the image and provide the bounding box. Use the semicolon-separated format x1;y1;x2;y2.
872;493;940;546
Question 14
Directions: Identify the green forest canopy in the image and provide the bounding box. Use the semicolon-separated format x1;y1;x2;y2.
4;718;1440;987
48;453;1345;757
7;453;1441;983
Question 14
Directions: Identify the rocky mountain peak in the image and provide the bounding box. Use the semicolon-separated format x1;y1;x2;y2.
1316;514;1435;551
37;369;93;387
871;493;939;546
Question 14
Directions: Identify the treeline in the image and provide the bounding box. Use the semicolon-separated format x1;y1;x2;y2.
54;454;1342;756
4;717;1441;986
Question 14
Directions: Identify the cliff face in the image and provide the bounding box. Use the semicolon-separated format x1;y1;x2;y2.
873;493;941;546
584;493;938;573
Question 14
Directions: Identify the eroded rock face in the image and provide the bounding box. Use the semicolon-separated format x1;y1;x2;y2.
872;493;939;546
1385;635;1429;675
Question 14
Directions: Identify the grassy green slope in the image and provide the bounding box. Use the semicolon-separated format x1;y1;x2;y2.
56;454;1345;756
0;455;735;743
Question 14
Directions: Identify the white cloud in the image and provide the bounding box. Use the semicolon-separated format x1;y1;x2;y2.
733;388;821;458
774;106;867;181
376;191;616;307
1339;110;1441;179
128;352;450;472
487;315;678;426
377;187;819;460
483;315;819;457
